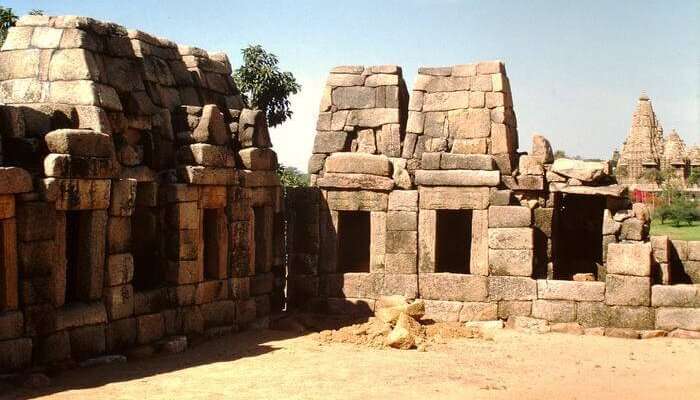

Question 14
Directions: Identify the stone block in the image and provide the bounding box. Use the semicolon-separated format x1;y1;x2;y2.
384;253;417;274
605;274;651;306
488;249;533;276
43;178;111;210
419;273;488;302
381;274;419;298
178;166;238;186
488;228;533;249
16;201;55;241
0;195;14;220
606;243;652;276
332;86;376;109
192;104;229;145
105;318;137;352
0;311;23;340
49;48;101;81
69;324;106;360
105;253;134;286
619;218;648;241
137;313;165;344
459;302;498;322
385;231;417;254
418;186;489;210
324;273;383;299
439;154;495;170
532;299;576;322
518;155;544;175
325;190;388;211
178;144;235;167
324;153;392;176
134;288;171;315
388;190;418;211
651;285;700;307
452;138;488;154
201;300;236;328
421;300;463;322
0;338;32;372
45;129;113;157
317;173;394;191
414;170;500;186
377;124;402;157
488;206;531;228
170;285;195;306
537;280;605;302
498;300;532;319
386;211;417;231
346;108;399;128
655;308;700;331
110;179;137;217
308;154;327;174
107;216;131;254
35;331;71;364
55;302;107;331
182;306;205;334
103;284;135;320
44;154;116;179
488;276;537;300
533;208;553;236
166;201;199;230
238;148;278;171
195;279;229;304
689;241;700;261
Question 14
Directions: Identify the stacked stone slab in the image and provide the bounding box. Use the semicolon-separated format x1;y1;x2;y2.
310;65;409;186
0;15;282;373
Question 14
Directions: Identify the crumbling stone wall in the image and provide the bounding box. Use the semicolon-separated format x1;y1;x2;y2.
0;15;283;372
287;62;700;337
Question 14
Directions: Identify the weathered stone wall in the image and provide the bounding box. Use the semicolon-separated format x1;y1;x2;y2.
286;62;699;339
0;15;283;373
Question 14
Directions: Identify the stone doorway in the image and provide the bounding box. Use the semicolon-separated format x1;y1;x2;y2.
337;210;371;273
435;210;472;274
552;193;605;279
132;203;161;291
65;210;106;302
203;208;228;280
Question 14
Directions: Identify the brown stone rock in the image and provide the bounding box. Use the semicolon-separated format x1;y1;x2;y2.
531;134;554;163
414;170;500;186
551;158;607;183
45;129;113;157
192;104;229;145
605;274;651;306
419;273;488;302
606;243;652;276
324;153;392;176
238;148;278;170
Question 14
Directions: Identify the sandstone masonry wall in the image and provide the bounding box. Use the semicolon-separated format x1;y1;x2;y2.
0;16;283;373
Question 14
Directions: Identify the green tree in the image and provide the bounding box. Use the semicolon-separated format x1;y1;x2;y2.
234;45;300;128
657;178;698;226
553;150;566;159
28;9;44;15
688;170;700;187
0;6;18;46
277;164;308;188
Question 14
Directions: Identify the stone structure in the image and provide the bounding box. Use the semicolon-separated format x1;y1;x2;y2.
617;93;698;188
0;15;283;372
286;63;700;337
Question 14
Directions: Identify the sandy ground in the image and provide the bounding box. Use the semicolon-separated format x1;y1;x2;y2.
2;326;699;400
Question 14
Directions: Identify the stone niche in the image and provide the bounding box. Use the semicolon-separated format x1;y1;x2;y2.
0;15;283;373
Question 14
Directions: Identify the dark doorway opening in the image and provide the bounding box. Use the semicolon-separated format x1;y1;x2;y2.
132;206;160;291
436;210;472;273
65;211;85;303
337;211;370;273
552;193;605;279
203;208;228;280
254;207;269;273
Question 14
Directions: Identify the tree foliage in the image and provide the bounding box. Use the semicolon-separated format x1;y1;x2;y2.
688;170;700;187
28;9;44;15
277;164;308;188
0;6;18;46
234;45;300;128
655;177;698;226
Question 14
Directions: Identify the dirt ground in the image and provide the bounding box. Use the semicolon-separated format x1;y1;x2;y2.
2;325;699;400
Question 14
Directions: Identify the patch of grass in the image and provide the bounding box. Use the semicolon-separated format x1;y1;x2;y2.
649;219;700;241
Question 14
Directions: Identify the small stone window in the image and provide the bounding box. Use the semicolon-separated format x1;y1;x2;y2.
203;208;228;280
337;210;371;273
435;210;472;274
65;211;106;303
132;185;161;291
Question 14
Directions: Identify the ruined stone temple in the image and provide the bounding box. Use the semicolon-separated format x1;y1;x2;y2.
616;93;699;188
1;15;700;373
286;64;700;336
0;15;284;371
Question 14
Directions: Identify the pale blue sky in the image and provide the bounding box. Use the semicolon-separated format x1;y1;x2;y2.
7;0;699;170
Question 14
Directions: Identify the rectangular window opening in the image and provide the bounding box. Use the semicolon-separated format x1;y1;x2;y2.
337;210;370;273
436;209;472;274
552;193;605;280
132;206;160;291
65;211;86;303
203;208;228;280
